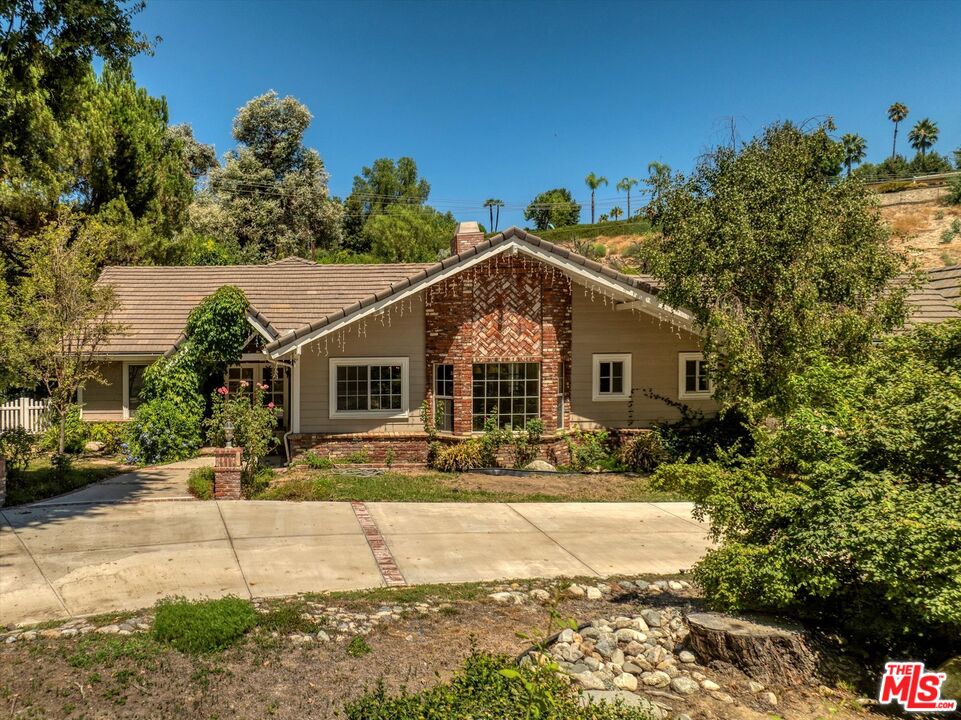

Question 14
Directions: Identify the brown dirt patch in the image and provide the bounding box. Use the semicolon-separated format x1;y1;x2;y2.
0;593;885;720
881;198;961;268
449;471;673;502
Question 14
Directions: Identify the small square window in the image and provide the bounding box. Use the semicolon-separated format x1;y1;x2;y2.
678;353;712;398
592;354;631;401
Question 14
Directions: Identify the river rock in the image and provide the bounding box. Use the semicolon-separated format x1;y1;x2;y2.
613;672;638;691
671;676;699;695
641;670;672;688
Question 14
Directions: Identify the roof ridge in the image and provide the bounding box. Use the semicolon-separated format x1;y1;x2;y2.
264;226;664;356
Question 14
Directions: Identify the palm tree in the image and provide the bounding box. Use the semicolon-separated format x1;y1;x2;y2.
908;118;939;158
610;206;623;221
841;133;867;176
585;172;608;224
492;199;504;232
616;177;638;219
887;102;909;159
483;198;504;232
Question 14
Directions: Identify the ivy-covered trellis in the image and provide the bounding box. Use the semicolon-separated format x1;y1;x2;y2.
126;286;251;464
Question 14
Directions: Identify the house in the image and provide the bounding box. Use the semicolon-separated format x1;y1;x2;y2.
83;225;960;463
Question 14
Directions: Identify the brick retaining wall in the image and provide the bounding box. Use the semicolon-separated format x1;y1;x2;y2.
289;432;574;467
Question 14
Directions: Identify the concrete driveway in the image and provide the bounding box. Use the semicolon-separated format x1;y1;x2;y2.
0;462;711;626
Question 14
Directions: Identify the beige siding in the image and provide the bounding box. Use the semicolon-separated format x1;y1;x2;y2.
299;295;426;433
570;291;716;428
82;362;124;421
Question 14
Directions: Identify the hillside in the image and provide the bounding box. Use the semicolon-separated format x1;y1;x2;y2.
541;185;960;272
878;186;961;268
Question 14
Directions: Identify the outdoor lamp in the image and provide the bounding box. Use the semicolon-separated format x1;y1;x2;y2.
224;419;235;448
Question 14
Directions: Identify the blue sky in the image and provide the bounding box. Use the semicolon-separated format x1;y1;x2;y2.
132;0;961;228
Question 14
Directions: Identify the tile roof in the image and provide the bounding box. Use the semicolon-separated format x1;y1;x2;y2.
95;228;960;356
97;258;432;355
902;265;961;328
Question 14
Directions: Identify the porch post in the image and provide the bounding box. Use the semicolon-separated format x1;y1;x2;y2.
290;351;301;434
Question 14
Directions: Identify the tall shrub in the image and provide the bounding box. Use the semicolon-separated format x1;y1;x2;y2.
128;286;249;464
653;320;961;657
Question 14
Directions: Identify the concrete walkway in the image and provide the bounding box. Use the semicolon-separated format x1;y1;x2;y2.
0;460;711;626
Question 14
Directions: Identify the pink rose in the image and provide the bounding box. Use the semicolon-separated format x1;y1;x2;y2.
258;382;269;391
239;380;249;388
217;386;229;395
267;402;275;409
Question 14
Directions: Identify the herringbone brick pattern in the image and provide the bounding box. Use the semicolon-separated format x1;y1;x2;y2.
472;272;542;358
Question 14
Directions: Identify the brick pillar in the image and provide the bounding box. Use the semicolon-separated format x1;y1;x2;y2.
213;447;242;500
0;457;6;507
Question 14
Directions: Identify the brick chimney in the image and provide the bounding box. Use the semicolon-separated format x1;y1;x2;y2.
451;221;486;255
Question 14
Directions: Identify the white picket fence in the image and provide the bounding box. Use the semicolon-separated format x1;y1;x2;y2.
0;397;49;433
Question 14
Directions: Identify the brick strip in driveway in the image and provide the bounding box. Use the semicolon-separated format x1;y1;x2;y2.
351;501;407;587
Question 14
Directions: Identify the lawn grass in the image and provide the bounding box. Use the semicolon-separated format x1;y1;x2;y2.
251;469;683;503
2;456;127;506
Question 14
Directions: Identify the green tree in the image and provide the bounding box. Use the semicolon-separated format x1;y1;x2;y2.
642;121;906;416
82;64;210;260
654;321;961;656
203;91;343;261
887;102;909;160
584;172;608;224
344;157;430;244
954;147;961;169
10;214;121;454
643;161;673;225
841;133;867;176
483;198;504;232
610;206;623;221
361;204;456;263
908;117;939;158
523;188;581;230
616;177;638;219
908;150;953;175
0;264;15;395
0;0;151;215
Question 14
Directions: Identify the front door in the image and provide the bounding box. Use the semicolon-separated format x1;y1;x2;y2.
225;363;289;432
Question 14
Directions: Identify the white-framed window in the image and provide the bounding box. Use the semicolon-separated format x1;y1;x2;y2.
122;362;149;419
471;362;540;431
329;357;409;418
678;352;712;399
592;353;632;401
433;364;454;432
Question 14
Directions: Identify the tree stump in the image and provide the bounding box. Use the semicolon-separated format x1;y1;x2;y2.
685;612;819;687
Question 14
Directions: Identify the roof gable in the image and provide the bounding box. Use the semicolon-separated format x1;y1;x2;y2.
263;226;690;358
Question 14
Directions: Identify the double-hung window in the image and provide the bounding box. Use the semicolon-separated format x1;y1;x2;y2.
592;354;631;401
678;352;712;399
329;357;409;418
433;364;454;432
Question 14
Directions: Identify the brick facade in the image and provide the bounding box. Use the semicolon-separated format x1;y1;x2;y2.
424;253;572;436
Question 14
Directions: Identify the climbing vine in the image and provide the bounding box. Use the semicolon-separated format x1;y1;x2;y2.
126;286;250;464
